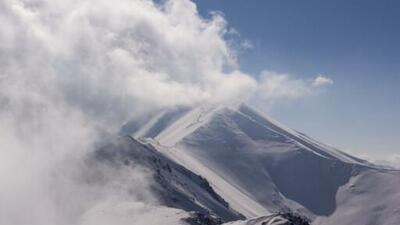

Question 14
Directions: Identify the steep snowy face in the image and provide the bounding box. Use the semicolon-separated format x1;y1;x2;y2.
88;136;243;222
130;104;400;224
148;105;359;216
313;169;400;225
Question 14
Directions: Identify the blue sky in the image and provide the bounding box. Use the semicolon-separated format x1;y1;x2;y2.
195;0;400;160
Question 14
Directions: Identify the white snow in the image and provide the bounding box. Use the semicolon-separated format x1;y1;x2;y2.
313;169;400;225
131;103;400;225
154;142;270;218
156;105;224;147
223;214;288;225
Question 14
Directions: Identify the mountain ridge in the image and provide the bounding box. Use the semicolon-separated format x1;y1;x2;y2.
121;103;400;224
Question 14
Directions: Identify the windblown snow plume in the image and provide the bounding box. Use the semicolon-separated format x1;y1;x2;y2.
0;0;256;224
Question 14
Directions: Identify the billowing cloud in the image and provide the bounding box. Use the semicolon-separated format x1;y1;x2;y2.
256;71;334;101
0;0;335;224
0;0;256;224
0;0;257;129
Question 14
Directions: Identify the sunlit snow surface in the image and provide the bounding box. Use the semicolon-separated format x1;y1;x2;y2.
129;104;400;225
224;215;288;225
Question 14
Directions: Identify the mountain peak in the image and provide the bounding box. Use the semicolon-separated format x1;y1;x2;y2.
117;103;400;224
131;103;373;167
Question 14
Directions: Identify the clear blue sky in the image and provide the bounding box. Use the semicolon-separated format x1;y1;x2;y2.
195;0;400;159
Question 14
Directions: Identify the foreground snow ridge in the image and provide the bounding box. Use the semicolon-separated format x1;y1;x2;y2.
117;104;400;225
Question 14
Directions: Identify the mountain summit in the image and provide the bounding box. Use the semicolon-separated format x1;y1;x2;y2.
118;104;400;225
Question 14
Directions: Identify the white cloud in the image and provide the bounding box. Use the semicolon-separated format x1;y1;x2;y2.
312;75;334;87
241;39;253;49
256;71;334;101
349;151;400;170
0;0;256;224
374;154;400;169
0;0;257;126
0;0;336;223
387;155;400;169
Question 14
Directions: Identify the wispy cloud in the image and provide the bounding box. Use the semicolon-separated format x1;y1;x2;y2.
312;75;334;87
374;154;400;169
256;71;334;101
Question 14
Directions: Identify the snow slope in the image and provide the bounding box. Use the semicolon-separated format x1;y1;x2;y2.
313;169;400;225
131;104;400;225
223;215;288;225
90;136;243;222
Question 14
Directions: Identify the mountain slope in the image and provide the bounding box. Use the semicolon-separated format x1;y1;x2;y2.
88;136;243;222
130;104;400;224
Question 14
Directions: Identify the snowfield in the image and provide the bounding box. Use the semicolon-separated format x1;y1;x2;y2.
116;104;400;225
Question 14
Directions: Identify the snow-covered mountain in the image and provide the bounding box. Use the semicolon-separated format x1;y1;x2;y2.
88;136;243;222
117;103;400;225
